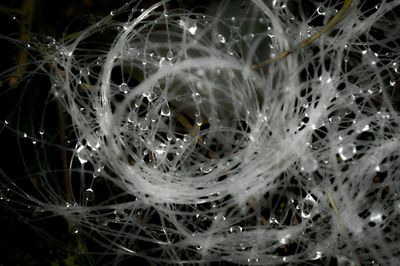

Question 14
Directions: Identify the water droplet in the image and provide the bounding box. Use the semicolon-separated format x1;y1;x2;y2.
178;19;197;35
230;26;240;41
0;190;9;202
145;91;157;102
61;47;73;57
375;163;389;172
176;138;185;149
217;34;226;44
84;188;95;201
192;92;202;103
110;10;116;16
127;47;138;58
80;68;90;77
310;251;323;260
229;225;242;233
113;209;126;223
239;242;249;250
188;24;197;35
390;80;396;87
355;122;370;133
86;135;101;150
166;50;173;61
317;5;326;15
393;62;399;73
369;211;383;222
214;214;226;222
51;84;64;97
368;86;381;95
77;145;90;164
161;103;171;116
183;134;191;143
195;116;202;126
200;163;212;174
301;155;318;173
71;224;79;235
338;143;356;161
119;82;129;94
247;257;259;264
155;143;167;156
299;194;317;219
329;116;341;123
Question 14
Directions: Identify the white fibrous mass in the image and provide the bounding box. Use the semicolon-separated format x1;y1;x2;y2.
2;0;400;265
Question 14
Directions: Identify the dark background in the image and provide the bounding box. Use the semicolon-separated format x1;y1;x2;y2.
0;1;217;265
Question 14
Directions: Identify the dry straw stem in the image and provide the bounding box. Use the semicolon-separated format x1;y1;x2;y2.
326;191;361;266
8;0;35;87
252;0;353;69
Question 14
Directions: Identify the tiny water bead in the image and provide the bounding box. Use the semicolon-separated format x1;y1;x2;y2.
119;82;129;93
77;145;90;164
229;225;242;233
195;116;202;126
200;163;212;174
79;67;90;77
337;143;356;161
217;33;226;44
301;155;318;173
161;103;171;116
155;143;167;156
375;163;389;173
298;194;317;219
247;257;259;264
355;121;370;133
166;50;173;61
192;92;202;103
84;188;95;201
71;224;80;235
178;19;198;35
0;190;10;202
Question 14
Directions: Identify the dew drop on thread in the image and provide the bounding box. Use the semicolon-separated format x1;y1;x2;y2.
338;143;356;161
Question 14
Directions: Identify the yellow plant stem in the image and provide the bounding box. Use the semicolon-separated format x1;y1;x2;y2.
9;0;35;87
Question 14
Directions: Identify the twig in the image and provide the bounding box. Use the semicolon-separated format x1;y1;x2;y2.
9;0;35;87
57;102;73;204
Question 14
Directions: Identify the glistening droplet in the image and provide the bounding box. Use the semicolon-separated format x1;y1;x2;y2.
166;50;173;60
119;82;129;93
77;145;90;164
84;188;95;201
338;143;356;161
161;103;171;116
217;33;226;44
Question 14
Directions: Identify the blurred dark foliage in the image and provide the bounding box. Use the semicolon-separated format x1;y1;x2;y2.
0;1;219;265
